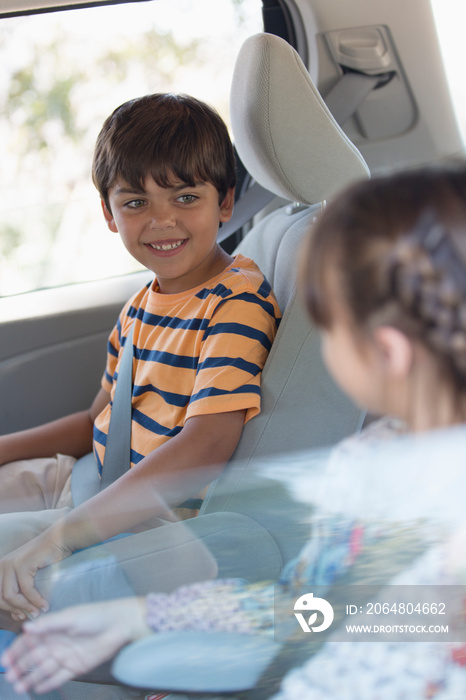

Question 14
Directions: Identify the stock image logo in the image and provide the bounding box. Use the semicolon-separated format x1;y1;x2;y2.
294;593;334;633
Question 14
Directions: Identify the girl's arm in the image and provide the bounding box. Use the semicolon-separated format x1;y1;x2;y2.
1;578;275;695
1;596;150;694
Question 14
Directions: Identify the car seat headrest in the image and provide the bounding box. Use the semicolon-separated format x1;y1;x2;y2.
230;33;370;205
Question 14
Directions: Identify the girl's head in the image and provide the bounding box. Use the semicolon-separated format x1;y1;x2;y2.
302;163;466;429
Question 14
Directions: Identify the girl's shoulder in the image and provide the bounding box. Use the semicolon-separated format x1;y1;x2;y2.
332;415;407;462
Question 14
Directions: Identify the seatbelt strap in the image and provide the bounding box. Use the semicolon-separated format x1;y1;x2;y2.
324;70;381;127
99;321;135;491
217;181;276;244
98;323;204;512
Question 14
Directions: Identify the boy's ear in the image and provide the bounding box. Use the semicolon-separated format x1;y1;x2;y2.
219;187;235;223
373;326;414;378
101;199;118;233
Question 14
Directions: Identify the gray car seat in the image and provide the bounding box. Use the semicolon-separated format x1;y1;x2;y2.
34;32;369;627
197;32;370;566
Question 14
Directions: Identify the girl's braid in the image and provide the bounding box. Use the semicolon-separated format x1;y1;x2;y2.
388;213;466;375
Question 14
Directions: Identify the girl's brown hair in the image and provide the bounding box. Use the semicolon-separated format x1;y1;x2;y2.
302;163;466;393
92;93;236;211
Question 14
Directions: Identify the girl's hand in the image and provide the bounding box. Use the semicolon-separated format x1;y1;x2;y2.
1;598;149;694
0;533;72;620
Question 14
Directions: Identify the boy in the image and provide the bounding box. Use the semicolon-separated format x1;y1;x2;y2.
0;93;281;623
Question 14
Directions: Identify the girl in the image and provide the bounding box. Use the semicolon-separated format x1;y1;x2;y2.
4;164;466;699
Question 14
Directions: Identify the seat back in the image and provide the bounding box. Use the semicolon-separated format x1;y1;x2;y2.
200;33;370;567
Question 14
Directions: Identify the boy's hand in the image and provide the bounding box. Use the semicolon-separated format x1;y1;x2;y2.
1;597;148;694
0;533;72;620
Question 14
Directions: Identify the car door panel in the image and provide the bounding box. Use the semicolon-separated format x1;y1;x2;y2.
0;272;152;433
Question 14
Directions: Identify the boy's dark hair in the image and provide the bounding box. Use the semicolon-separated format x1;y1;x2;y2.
301;161;466;396
92;93;236;211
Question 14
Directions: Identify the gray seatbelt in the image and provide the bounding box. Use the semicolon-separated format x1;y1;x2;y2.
217;181;276;244
324;70;381;127
99;322;135;491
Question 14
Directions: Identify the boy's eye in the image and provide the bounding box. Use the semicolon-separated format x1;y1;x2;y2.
125;199;146;209
176;194;198;204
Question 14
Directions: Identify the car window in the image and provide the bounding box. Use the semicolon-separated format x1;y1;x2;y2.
431;0;466;141
0;0;262;296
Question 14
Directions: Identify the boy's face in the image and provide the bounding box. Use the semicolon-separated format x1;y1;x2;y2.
102;175;235;294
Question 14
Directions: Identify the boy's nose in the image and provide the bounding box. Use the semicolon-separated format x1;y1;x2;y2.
149;204;176;229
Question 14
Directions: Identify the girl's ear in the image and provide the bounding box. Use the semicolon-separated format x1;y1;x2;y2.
101;199;118;233
219;187;235;223
373;326;414;378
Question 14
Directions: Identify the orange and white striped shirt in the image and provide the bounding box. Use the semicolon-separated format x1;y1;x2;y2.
93;254;281;470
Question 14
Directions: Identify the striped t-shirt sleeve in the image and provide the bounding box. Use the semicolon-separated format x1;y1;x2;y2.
186;290;278;423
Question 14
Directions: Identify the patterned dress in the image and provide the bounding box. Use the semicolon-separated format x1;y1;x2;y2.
144;418;466;699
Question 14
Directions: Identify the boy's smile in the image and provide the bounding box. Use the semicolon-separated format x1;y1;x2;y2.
147;239;186;254
103;176;235;294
